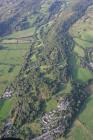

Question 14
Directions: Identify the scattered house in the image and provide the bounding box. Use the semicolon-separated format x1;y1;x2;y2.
0;90;13;100
86;62;93;71
5;120;12;128
42;117;49;125
41;98;70;134
3;90;12;98
57;99;69;111
87;48;93;53
89;62;93;69
42;114;50;125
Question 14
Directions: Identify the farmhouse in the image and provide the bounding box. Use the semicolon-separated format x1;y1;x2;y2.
57;99;69;111
89;62;93;69
3;90;12;98
87;62;93;71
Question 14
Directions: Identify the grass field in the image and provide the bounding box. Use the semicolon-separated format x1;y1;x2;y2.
0;43;30;95
76;68;93;82
69;5;93;82
0;0;93;138
0;97;16;123
70;5;93;49
0;43;30;123
6;27;35;38
74;38;93;49
57;93;93;140
45;98;58;112
58;5;93;140
74;45;85;57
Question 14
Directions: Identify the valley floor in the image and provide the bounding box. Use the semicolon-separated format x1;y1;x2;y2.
0;0;93;140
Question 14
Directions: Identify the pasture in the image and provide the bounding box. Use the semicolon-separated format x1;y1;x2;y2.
6;27;35;38
0;97;16;123
0;43;30;124
57;5;93;140
69;5;93;82
58;94;93;140
0;43;30;95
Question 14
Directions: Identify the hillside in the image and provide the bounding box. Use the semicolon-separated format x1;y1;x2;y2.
0;0;93;140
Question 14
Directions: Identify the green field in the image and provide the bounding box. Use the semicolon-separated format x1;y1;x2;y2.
0;43;30;95
74;45;85;57
74;38;93;49
0;0;93;139
58;93;93;140
58;5;93;140
76;68;93;82
69;5;93;82
45;98;58;112
6;27;35;38
0;43;30;123
0;97;16;123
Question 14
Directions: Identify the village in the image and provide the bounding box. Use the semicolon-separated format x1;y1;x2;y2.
31;97;71;140
42;98;70;133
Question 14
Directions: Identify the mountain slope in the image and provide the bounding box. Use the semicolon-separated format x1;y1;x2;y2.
0;0;93;140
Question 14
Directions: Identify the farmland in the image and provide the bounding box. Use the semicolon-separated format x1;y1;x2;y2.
0;0;68;126
0;41;30;126
57;4;93;140
58;90;93;140
69;5;93;82
0;0;93;140
0;43;30;95
0;97;16;123
6;27;35;38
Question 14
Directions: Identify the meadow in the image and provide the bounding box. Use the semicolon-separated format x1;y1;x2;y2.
0;43;30;124
0;97;16;123
69;5;93;82
57;5;93;140
0;43;30;95
6;27;35;38
0;0;59;125
58;91;93;140
0;0;93;138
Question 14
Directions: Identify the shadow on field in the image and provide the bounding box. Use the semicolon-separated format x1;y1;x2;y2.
0;138;22;140
64;94;92;138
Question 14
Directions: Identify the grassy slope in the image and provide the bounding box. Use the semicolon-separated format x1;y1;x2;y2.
57;5;93;140
58;92;93;140
7;27;35;38
0;0;64;125
0;43;30;124
0;97;16;123
0;44;30;95
0;0;93;139
69;5;93;82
